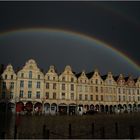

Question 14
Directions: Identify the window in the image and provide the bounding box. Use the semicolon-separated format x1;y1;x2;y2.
38;75;40;79
36;91;40;99
5;74;7;79
85;95;88;100
90;86;93;92
96;95;98;101
137;89;139;95
46;92;49;99
71;84;74;91
28;81;32;88
85;86;88;92
119;95;121;101
36;81;40;88
101;95;103;101
10;92;13;99
2;82;6;89
79;94;82;100
62;93;65;99
29;71;32;79
62;84;65;90
19;90;23;98
10;82;14;89
95;86;98;93
21;73;24;78
53;92;56;99
123;89;125;94
79;85;82;92
118;88;121;94
46;83;49;89
138;96;140;101
95;79;98;84
123;96;125;101
129;96;131;101
71;93;74;100
48;76;50;80
71;77;74;82
62;77;65;81
28;91;32;98
134;89;135;95
53;83;56;90
114;88;116;93
90;95;93;101
2;92;5;99
133;96;135;101
129;89;131;95
20;80;24;88
101;87;103;93
11;75;13;79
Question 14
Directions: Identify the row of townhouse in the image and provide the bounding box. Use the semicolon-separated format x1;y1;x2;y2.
0;59;140;114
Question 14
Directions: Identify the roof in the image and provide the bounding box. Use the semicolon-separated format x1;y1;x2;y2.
101;75;107;80
86;71;94;79
113;76;119;81
75;72;82;78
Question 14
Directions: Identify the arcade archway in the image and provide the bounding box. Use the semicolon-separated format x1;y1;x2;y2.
16;102;24;113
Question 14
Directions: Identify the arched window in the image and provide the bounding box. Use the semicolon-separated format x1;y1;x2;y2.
29;71;32;79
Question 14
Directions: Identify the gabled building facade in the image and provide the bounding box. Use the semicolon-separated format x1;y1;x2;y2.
0;59;140;115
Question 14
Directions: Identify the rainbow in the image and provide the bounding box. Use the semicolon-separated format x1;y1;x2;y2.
0;27;140;72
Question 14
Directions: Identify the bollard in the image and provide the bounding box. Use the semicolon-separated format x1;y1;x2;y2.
91;122;94;138
46;129;50;139
14;125;17;139
69;123;72;139
129;125;134;139
43;124;46;139
1;132;5;139
100;126;105;139
115;122;118;138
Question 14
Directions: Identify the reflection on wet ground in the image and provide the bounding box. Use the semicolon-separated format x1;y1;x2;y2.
1;112;140;139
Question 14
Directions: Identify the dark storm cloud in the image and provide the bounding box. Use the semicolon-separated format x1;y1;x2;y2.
0;1;140;75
